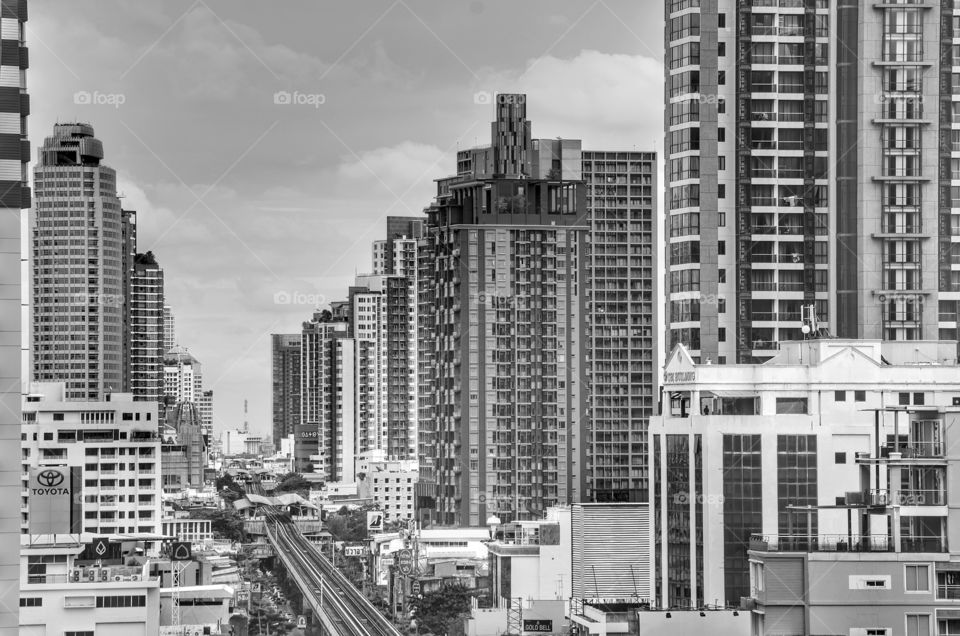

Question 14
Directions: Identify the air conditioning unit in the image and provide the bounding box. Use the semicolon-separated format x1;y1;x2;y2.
70;569;81;582
130;574;141;581
100;569;109;582
87;569;97;581
113;575;122;582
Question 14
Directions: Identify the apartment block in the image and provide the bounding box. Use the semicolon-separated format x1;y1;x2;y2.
129;251;164;403
418;94;588;525
651;338;960;610
271;333;302;451
163;346;203;405
21;383;162;537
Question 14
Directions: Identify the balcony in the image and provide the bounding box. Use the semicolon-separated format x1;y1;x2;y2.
750;533;945;553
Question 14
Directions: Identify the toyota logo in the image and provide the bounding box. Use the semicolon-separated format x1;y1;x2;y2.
37;470;64;487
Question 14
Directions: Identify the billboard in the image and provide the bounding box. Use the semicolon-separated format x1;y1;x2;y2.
28;466;82;535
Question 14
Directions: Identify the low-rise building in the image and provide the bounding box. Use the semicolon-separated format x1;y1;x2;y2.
358;453;418;521
651;339;960;611
160;516;213;545
21;383;162;538
19;541;161;636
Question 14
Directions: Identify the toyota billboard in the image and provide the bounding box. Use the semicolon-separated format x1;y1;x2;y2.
28;466;82;534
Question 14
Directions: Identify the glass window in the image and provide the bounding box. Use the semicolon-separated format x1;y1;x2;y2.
906;565;930;592
835;390;846;401
776;397;808;414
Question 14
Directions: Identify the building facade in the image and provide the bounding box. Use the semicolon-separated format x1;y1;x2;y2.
32;123;128;399
749;406;960;636
129;251;164;403
651;338;960;610
664;1;960;361
581;150;658;503
162;304;175;352
163;346;203;405
271;333;302;451
21;383;162;537
418;94;589;526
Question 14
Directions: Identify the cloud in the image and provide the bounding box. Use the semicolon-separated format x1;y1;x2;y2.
336;140;449;202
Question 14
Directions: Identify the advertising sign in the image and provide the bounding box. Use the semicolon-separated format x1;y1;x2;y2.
171;541;193;561
397;548;413;575
522;619;553;633
28;466;82;534
367;511;383;533
344;546;365;557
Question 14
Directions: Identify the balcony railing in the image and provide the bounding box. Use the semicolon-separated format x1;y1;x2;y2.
937;584;960;600
865;488;945;506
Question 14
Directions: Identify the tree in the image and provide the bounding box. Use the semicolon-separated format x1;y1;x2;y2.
409;583;473;635
326;504;379;542
189;508;247;543
216;473;244;503
272;472;311;495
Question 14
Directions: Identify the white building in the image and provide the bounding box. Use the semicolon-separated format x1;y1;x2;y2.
650;338;960;611
160;516;213;544
19;542;161;636
163;346;203;405
21;383;162;538
358;451;418;521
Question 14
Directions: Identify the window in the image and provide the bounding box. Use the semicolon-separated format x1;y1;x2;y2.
718;156;725;171
718;70;726;85
899;392;910;406
718;42;725;56
718;127;726;142
718;13;725;28
52;413;64;421
65;631;94;636
718;184;726;199
718;240;726;255
19;597;41;607
776;397;808;414
855;390;866;402
913;392;925;405
719;269;726;283
906;564;930;592
835;452;847;464
719;328;726;342
835;390;846;401
906;614;930;636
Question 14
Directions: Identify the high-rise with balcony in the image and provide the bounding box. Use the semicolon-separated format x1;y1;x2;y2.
664;0;960;361
418;95;588;526
33;123;127;398
129;251;164;403
582;151;658;503
0;0;29;629
271;333;302;451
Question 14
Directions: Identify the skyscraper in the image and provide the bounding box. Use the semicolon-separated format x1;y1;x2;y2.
33;123;127;399
271;333;302;451
418;94;589;525
0;0;29;628
163;346;203;404
664;0;960;362
129;251;165;402
581;150;658;503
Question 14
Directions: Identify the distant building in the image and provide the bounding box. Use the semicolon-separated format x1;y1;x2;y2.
163;305;176;352
357;452;419;521
129;251;165;403
197;389;214;432
163;346;203;404
160;516;213;544
652;338;960;610
160;402;208;492
21;383;162;537
271;333;302;451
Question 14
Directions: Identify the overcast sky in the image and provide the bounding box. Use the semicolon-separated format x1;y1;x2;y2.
28;0;664;437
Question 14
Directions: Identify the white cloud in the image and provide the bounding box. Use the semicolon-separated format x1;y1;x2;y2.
336;140;450;202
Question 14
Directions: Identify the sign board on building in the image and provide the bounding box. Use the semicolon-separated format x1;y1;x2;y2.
78;537;122;563
171;541;193;561
523;619;553;632
295;425;320;440
344;546;365;557
397;548;413;575
28;466;82;535
367;511;383;533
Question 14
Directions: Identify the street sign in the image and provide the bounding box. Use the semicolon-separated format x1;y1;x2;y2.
397;548;413;575
171;541;192;561
367;511;384;532
411;580;421;595
523;619;553;632
344;546;365;557
297;615;307;628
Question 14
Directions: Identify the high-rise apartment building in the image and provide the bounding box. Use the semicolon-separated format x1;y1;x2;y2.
271;333;302;451
581;151;658;503
21;383;162;536
197;388;213;432
372;215;424;278
129;251;164;402
33;123;128;399
162;304;175;352
650;338;960;609
418;94;589;526
665;1;960;361
298;311;355;479
0;0;29;628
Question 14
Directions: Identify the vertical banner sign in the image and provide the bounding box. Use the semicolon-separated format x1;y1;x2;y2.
28;466;81;534
367;511;384;533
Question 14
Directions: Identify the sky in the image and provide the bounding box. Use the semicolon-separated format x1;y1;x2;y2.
27;0;665;438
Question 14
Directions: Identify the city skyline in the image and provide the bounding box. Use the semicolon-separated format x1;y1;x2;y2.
27;1;664;436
